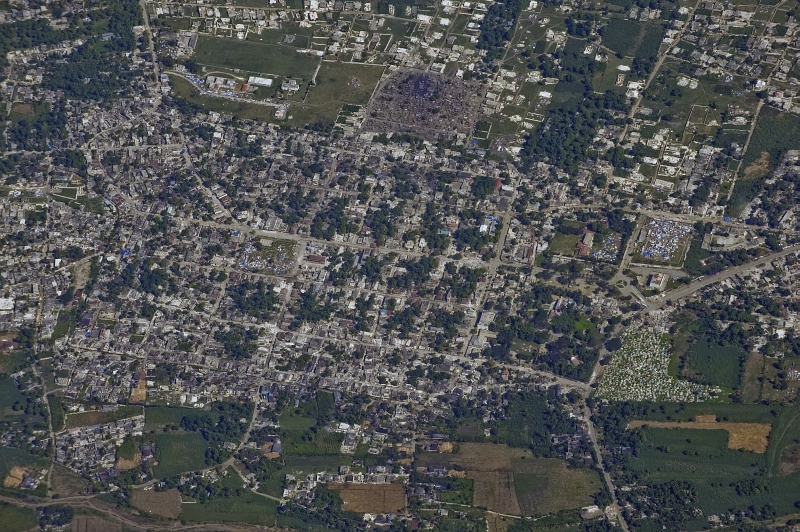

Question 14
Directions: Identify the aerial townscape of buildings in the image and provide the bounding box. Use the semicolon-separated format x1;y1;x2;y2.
2;0;800;530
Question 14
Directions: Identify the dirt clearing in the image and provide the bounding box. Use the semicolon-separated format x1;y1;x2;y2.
743;151;770;178
132;487;182;519
116;452;141;471
3;466;26;488
329;483;405;513
627;420;772;453
780;444;800;475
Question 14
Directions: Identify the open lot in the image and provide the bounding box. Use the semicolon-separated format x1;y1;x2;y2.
627;418;772;453
145;405;194;430
193;36;320;79
132;487;182;518
330;483;405;513
180;492;278;525
512;457;601;516
153;432;210;478
65;405;142;429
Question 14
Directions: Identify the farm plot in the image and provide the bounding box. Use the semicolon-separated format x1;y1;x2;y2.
627;417;772;453
512;457;601;516
329;483;405;513
416;443;599;516
180;492;278;525
132;487;182;518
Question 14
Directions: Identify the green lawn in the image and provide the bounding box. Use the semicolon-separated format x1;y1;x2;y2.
193;35;320;79
684;338;747;389
153;432;210;478
512;458;602;516
278;413;316;431
548;232;580;256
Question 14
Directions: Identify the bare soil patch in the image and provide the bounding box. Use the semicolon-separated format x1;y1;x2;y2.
132;487;182;519
129;379;146;403
3;466;26;488
116;452;141;471
486;513;513;532
329;483;405;513
0;332;16;354
743;151;770;178
72;515;122;532
11;103;34;116
627;420;771;453
780;444;800;475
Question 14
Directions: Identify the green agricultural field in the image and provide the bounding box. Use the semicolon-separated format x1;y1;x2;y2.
193;36;320;79
601;19;663;58
622;426;800;518
0;376;24;419
683;338;747;389
512;458;601;516
180;492;279;525
283;455;352;471
153;432;210;478
145;405;195;430
0;502;37;532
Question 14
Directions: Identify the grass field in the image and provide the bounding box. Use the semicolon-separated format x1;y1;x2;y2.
730;106;800;214
283;454;351;471
180;492;279;525
292;61;385;126
153;432;210;478
65;405;142;429
145;405;194;430
740;351;764;402
48;396;65;432
0;502;37;532
548;232;580;256
684;339;747;389
0;376;24;419
193;36;320;79
280;430;344;456
51;463;90;497
278;412;316;431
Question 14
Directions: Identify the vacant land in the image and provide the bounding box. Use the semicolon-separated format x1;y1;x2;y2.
51;463;90;497
169;74;274;121
330;483;405;513
740;351;764;402
0;447;47;483
193;36;319;79
132;487;181;519
684;339;747;389
145;405;194;430
0;502;37;532
627;419;771;453
65;405;142;429
180;492;278;525
305;62;385;109
512;457;602;516
72;515;122;532
153;432;210;478
0;376;24;418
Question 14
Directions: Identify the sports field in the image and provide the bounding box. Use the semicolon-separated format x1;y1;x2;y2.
193;36;320;79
